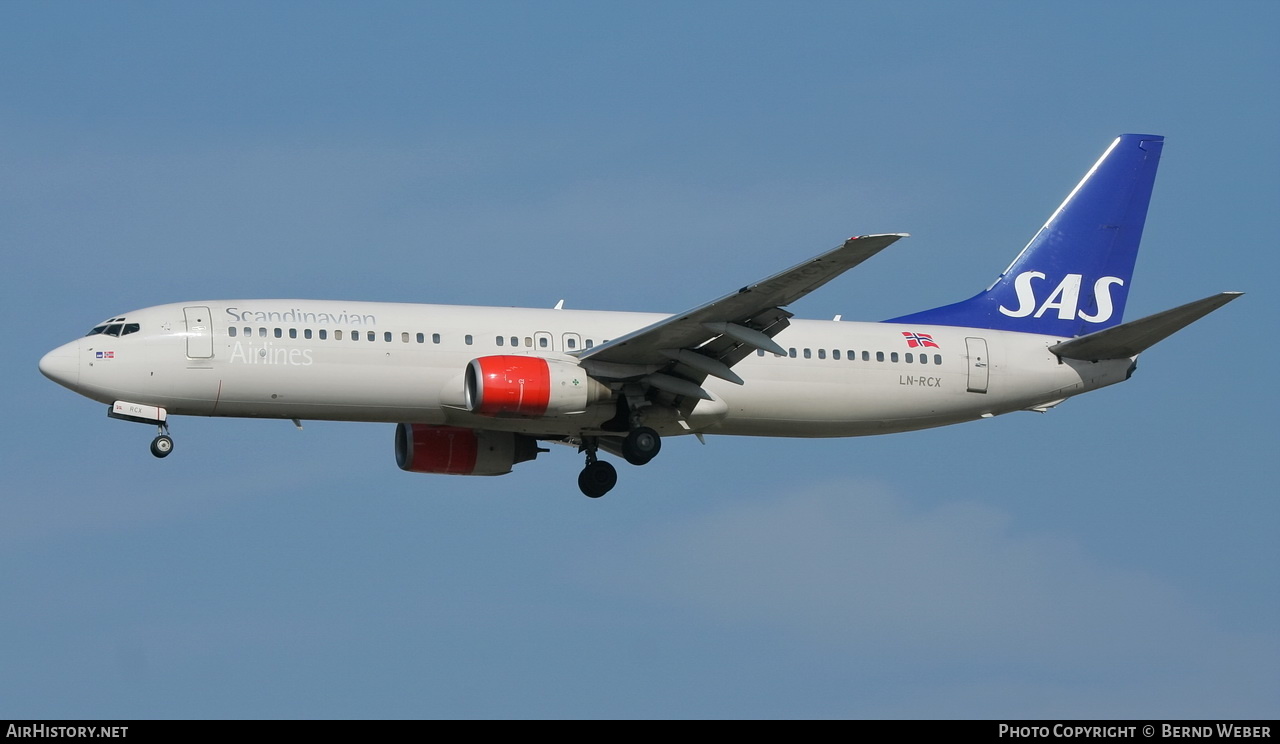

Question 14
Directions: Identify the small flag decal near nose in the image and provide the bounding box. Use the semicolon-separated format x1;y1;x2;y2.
95;351;114;359
901;332;938;349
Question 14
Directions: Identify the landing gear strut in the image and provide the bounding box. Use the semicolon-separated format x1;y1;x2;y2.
150;423;173;458
578;439;617;499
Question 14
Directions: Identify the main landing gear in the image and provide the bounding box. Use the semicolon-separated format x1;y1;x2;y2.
577;426;662;498
578;447;617;499
621;426;661;466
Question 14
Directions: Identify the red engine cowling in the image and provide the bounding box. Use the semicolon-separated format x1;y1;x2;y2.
464;355;607;417
394;423;540;476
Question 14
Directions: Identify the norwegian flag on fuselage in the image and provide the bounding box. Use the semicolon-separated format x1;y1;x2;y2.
901;332;939;349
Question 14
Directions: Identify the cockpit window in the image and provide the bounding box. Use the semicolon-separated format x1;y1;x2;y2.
85;321;141;337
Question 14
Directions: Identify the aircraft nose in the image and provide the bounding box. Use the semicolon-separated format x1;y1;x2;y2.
39;342;80;390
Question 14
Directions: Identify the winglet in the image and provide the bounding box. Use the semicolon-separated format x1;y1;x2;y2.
1050;292;1243;361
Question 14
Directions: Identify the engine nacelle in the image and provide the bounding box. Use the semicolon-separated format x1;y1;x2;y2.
394;423;540;476
464;355;609;417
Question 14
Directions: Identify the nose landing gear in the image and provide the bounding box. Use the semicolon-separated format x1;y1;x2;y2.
150;423;174;458
107;402;174;459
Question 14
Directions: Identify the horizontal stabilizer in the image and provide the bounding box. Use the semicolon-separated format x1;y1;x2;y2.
1050;292;1243;361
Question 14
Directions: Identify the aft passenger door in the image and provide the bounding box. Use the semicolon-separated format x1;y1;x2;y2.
965;337;989;394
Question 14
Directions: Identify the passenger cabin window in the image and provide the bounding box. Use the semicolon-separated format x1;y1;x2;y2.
401;332;409;343
876;351;885;362
416;333;424;343
229;327;237;337
335;330;343;340
465;335;473;345
496;336;504;347
289;328;298;339
432;333;441;344
510;336;518;347
319;330;327;340
385;332;392;342
934;354;942;365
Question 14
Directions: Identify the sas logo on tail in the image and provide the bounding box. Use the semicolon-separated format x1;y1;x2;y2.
998;272;1124;323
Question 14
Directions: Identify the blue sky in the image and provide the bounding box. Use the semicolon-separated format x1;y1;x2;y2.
2;1;1277;719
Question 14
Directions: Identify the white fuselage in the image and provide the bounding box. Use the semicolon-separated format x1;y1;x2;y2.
41;299;1135;439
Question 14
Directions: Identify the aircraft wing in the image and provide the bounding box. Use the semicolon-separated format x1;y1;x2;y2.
576;233;907;393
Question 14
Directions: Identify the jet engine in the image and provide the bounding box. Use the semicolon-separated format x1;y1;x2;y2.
464;355;609;417
394;423;540;476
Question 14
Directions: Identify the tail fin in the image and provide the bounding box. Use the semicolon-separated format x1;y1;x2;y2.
886;134;1165;337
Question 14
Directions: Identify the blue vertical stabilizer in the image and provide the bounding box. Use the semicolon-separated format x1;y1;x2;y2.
886;134;1164;337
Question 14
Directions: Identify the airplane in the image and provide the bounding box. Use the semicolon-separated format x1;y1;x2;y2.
39;134;1242;498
